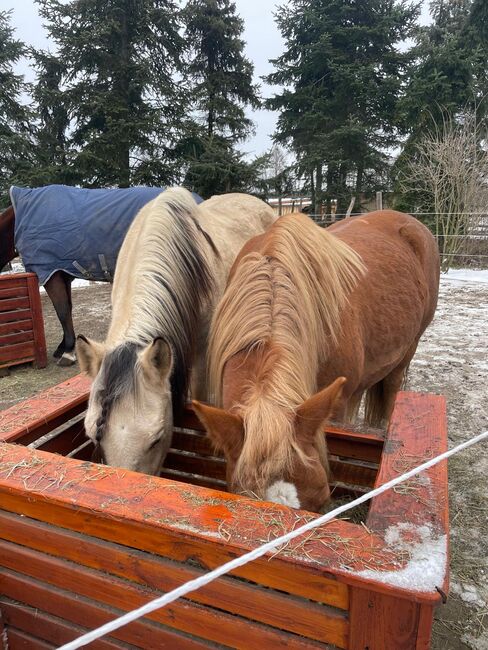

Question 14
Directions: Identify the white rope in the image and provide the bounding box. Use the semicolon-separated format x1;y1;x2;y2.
58;429;488;650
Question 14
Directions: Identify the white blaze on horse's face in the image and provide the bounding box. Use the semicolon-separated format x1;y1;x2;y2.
265;481;301;509
78;337;174;476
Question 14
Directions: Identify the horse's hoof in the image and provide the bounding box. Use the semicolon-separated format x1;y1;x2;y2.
57;352;77;367
53;347;64;359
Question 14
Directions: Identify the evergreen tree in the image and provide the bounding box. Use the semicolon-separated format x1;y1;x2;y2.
37;0;184;188
0;11;34;204
25;50;76;186
266;0;419;212
180;0;261;197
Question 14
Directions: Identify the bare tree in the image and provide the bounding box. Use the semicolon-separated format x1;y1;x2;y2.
263;145;293;215
401;111;488;271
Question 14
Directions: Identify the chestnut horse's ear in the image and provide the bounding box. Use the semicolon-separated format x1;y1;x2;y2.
192;401;244;458
139;338;173;384
295;377;347;441
76;335;106;378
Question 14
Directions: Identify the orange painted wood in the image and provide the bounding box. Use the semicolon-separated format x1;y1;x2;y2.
367;392;449;593
160;468;228;491
5;629;54;650
0;341;35;364
415;604;435;650
349;587;420;649
0;442;354;608
1;572;210;650
329;459;377;488
0;318;33;336
1;601;127;650
0;296;30;312
31;416;86;455
26;273;47;368
0;374;90;444
0;511;348;647
0;541;329;650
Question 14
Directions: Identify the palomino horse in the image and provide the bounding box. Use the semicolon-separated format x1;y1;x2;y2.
0;185;194;365
76;187;276;475
193;210;440;512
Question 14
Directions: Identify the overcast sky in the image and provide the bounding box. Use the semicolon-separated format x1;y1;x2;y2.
1;0;431;156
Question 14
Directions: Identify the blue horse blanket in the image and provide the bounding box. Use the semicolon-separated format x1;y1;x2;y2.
10;185;202;285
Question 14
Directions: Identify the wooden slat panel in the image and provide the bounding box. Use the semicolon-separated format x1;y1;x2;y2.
160;468;227;492
0;341;35;364
0;296;30;312
327;434;383;464
0;330;34;346
0;286;28;299
0;541;329;650
0;511;348;647
0;308;32;324
0;443;353;609
165;449;227;481
0;318;33;336
32;416;86;455
1;572;211;650
329;459;377;488
1;601;128;650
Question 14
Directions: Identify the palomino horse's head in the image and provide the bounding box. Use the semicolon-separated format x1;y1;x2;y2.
193;377;346;513
77;336;174;475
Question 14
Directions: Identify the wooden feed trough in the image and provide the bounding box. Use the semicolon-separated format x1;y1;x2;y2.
0;374;449;649
0;272;47;371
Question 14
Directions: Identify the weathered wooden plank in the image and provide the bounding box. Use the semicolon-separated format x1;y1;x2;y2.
0;341;35;364
349;587;420;650
165;449;227;481
329;459;377;488
0;286;28;299
25;273;47;369
0;374;90;443
0;511;349;647
160;468;228;491
1;572;211;650
1;601;128;650
31;415;86;455
0;541;330;650
367;392;448;542
0;318;33;336
5;628;54;650
0;308;32;324
0;297;30;312
0;330;34;346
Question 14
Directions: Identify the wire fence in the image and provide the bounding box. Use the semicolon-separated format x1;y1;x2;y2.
301;210;488;269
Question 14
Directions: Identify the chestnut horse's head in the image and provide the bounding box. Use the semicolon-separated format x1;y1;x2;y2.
193;376;346;513
0;206;16;270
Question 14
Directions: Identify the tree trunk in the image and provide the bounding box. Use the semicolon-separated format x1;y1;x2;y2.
310;170;315;213
315;163;323;214
117;6;131;188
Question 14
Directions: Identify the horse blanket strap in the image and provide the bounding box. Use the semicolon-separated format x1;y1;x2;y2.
98;254;112;281
72;261;92;279
10;184;203;285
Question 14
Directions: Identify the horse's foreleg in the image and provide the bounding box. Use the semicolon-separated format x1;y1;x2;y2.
45;272;77;366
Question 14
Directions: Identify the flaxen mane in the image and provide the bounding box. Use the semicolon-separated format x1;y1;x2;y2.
99;189;216;431
208;213;365;490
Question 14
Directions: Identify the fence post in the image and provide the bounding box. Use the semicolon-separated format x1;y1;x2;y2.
376;191;383;210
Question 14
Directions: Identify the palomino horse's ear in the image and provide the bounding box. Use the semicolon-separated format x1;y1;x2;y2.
295;377;347;441
139;338;173;383
192;401;244;458
76;335;106;378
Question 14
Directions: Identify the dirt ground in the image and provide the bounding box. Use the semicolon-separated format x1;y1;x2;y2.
0;278;487;649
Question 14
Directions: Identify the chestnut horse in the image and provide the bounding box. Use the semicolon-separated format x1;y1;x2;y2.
77;188;276;475
193;211;439;512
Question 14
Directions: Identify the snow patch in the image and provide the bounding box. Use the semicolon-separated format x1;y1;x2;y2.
357;523;447;593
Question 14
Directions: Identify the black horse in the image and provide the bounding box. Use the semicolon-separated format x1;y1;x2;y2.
0;185;201;366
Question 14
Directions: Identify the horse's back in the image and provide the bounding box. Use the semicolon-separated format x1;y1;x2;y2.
328;210;440;321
